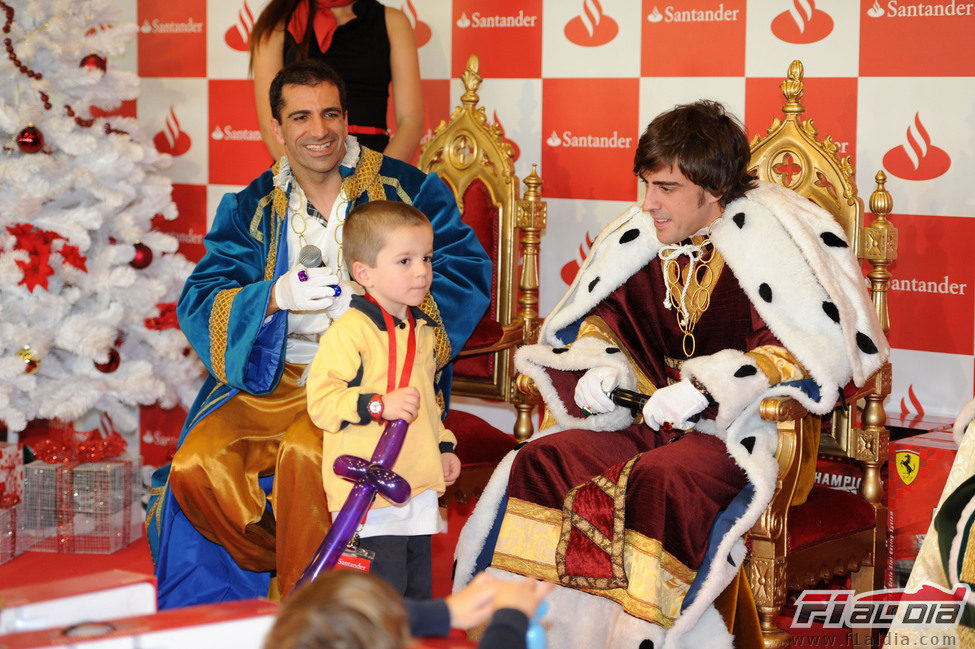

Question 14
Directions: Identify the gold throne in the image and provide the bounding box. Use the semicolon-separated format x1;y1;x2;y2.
419;54;547;502
745;60;898;649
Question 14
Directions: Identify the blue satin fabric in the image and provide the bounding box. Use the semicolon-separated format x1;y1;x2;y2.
148;151;491;609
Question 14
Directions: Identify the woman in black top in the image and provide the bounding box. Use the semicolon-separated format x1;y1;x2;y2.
250;0;423;161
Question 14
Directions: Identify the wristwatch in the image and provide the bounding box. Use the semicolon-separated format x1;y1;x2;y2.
367;395;384;422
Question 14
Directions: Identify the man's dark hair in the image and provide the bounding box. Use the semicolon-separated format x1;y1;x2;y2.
633;100;756;205
269;59;348;123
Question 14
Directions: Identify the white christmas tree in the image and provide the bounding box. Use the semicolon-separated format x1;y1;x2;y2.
0;0;202;436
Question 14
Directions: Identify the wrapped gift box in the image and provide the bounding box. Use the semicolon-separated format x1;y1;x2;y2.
1;441;24;504
22;457;140;554
886;429;958;588
0;598;278;649
0;569;157;635
1;441;26;565
0;503;16;563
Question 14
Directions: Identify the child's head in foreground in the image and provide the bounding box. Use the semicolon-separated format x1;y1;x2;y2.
344;200;434;318
262;570;410;649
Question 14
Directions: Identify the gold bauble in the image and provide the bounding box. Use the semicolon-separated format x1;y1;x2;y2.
16;345;40;374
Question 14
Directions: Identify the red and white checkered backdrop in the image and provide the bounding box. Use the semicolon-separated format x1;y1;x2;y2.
120;0;975;449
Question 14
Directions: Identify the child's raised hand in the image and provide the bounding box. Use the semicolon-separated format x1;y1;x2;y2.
491;578;554;618
383;386;420;422
441;451;461;486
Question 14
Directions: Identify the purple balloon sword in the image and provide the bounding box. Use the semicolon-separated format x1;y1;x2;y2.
295;418;412;589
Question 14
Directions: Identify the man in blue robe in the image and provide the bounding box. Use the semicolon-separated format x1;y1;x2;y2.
147;60;491;607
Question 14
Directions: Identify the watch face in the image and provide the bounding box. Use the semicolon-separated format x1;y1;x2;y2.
368;398;382;414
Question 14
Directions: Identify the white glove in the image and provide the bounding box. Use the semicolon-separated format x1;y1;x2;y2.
323;280;355;320
273;266;341;312
642;379;709;431
574;366;622;415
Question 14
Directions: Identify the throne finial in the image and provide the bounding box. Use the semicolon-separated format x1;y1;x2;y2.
460;54;482;109
780;60;805;119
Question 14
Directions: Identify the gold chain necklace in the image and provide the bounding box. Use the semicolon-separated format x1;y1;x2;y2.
660;235;723;357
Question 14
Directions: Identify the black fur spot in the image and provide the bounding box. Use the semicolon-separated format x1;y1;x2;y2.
513;441;528;451
639;641;655;649
727;554;737;566
758;283;773;303
822;301;840;323
605;347;620;354
856;332;878;355
732;212;745;228
619;228;640;244
588;277;600;293
820;231;848;248
740;436;756;454
734;365;758;378
552;347;568;354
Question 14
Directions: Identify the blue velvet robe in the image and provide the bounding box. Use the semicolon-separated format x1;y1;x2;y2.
147;150;491;608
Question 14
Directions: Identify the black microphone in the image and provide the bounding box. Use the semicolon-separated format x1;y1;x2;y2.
610;388;650;416
297;245;341;297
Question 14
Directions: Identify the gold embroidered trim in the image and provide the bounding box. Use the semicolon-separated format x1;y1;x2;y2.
419;292;453;370
342;148;384;202
962;519;975;586
556;455;639;590
250;194;272;244
147;480;168;535
264;187;287;281
209;288;240;383
492;497;695;627
377;174;412;204
746;345;807;386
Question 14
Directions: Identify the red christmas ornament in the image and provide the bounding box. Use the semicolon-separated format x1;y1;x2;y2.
94;347;120;373
79;52;107;72
16;124;43;153
130;241;153;269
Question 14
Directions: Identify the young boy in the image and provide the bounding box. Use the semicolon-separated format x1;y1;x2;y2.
305;200;461;599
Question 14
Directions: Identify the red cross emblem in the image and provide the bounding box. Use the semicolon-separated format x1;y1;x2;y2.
773;152;802;186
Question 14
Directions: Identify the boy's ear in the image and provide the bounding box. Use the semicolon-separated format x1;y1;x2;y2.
351;260;371;286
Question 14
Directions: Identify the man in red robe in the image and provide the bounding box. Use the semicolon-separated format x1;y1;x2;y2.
455;101;889;649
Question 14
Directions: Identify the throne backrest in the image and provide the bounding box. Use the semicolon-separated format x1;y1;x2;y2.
748;59;897;492
417;55;546;440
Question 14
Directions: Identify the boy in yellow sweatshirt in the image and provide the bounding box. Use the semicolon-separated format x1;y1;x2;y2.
306;200;460;598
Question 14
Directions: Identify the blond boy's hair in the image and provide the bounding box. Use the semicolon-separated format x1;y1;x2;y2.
261;571;410;649
344;200;431;272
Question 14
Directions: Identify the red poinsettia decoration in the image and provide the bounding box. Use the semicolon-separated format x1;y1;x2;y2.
4;223;87;291
58;242;88;271
144;301;179;330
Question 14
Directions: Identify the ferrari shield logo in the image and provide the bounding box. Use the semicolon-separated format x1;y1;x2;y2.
896;450;920;485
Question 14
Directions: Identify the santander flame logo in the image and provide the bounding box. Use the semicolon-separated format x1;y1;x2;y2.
561;232;594;286
402;0;431;47
867;1;885;18
153;106;192;156
898;384;925;426
565;0;618;47
771;0;833;44
883;113;951;181
224;1;255;52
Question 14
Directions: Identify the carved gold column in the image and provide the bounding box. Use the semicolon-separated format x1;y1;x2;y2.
512;166;546;441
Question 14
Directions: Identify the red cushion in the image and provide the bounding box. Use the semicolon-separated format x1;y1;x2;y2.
443;409;516;466
786;485;876;551
463;317;504;350
450;179;501;382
